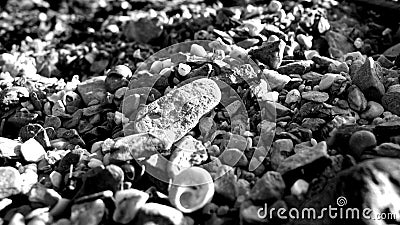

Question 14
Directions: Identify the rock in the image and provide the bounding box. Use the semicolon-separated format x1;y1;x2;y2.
325;31;355;55
382;84;400;116
318;73;337;91
277;141;329;175
251;40;286;69
352;57;385;102
273;139;294;153
124;17;163;44
105;65;131;93
112;132;171;182
219;148;248;167
44;116;62;129
28;184;61;207
0;137;20;158
262;69;291;90
134;78;221;142
134;203;186;225
369;142;400;158
297;34;313;49
360;101;384;120
249;171;285;204
113;189;149;224
167;136;208;179
0;167;22;198
277;60;314;75
63;91;82;114
347;85;367;112
19;123;50;148
293;158;400;225
70;199;105;225
377;54;394;68
190;44;208;58
312;55;341;68
214;165;238;202
301;91;329;103
20;138;46;163
268;0;282;12
285;89;301;104
349;130;377;159
290;179;309;197
240;201;269;224
76;76;107;106
74;165;124;199
383;42;400;58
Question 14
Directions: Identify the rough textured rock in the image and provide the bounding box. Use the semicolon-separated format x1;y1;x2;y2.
277;141;329;175
113;189;149;224
76;76;107;106
251;40;286;69
249;171;285;203
134;78;221;142
277;60;314;75
352;57;385;102
0;167;22;198
382;84;400;116
134;203;186;225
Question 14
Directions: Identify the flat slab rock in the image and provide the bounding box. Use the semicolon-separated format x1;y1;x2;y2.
134;78;221;142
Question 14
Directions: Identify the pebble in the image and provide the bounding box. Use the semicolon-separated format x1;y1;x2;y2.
249;171;285;203
214;165;238;203
134;78;221;142
219;148;248;167
277;60;314;75
0;137;20;158
277;141;329;175
360;101;384;120
113;189;149;224
301;91;329;103
263;69;291;90
318;73;337;91
347;85;367;112
290;179;309;197
135;203;186;225
349;130;377;159
190;44;208;58
382;84;400;116
251;40;286;69
0;167;22;198
177;63;191;76
352;57;385;102
285;89;301;104
76;77;107;106
124;17;163;44
70;199;106;225
20;138;46;163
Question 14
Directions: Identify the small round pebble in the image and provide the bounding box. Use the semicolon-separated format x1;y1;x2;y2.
349;130;377;158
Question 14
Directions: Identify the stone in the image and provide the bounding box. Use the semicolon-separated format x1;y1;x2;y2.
134;203;186;225
214;165;238;202
112;132;171;182
134;78;221;142
268;0;282;12
249;171;285;203
290;179;309;197
293;158;400;225
63;91;82;114
74;165;124;199
382;84;400;116
301;91;329;103
325;31;355;55
190;44;208;58
19;123;50;148
369;142;400;158
124;17;163;44
28;183;61;207
383;42;400;58
312;55;341;68
349;130;377;159
262;69;291;90
219;148;248;167
318;73;337;91
0;167;22;198
70;199;105;225
277;141;329;175
360;101;384;120
167;136;208;179
251;40;286;69
44;116;62;129
105;65;131;93
273;139;294;153
352;57;385;102
285;89;301;104
277;60;314;75
347;85;367;112
76;76;107;106
113;189;149;224
0;137;20;158
20;138;46;163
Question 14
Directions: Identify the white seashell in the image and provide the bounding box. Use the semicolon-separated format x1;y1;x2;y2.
168;167;214;213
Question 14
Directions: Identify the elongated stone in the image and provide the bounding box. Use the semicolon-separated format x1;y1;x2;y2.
134;78;221;142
